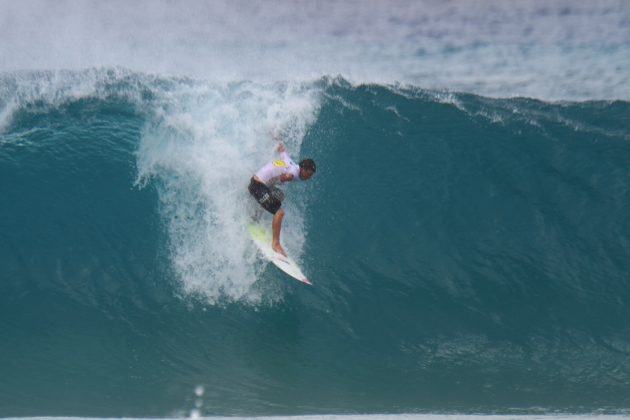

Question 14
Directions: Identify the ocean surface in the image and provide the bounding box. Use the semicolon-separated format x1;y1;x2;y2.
1;1;630;419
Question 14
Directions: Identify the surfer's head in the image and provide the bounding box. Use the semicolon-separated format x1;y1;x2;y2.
298;159;316;180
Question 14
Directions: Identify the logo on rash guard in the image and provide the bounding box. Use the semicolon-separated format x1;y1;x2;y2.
272;160;288;167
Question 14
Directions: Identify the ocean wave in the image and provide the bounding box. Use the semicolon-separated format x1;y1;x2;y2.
1;70;630;415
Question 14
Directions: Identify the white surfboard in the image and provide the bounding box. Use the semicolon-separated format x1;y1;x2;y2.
247;222;312;285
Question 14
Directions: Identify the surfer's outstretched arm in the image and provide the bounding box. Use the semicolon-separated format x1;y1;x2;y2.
270;127;282;142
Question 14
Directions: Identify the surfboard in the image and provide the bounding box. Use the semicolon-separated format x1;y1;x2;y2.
247;222;312;285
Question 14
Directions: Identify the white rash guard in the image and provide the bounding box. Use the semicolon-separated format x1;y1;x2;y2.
255;151;301;185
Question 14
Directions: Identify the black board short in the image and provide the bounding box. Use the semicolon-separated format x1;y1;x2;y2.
248;178;282;215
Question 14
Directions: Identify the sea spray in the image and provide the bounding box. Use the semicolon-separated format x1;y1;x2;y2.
135;81;321;302
2;1;629;100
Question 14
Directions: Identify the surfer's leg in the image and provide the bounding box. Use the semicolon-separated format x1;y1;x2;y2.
249;178;281;215
271;208;287;256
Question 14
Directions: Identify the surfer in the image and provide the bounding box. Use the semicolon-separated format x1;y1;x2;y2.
248;142;316;256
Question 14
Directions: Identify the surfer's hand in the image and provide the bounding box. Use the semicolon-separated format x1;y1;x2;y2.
277;143;286;153
270;127;282;142
279;173;293;182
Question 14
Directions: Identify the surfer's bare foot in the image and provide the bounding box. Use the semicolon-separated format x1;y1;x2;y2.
272;241;287;257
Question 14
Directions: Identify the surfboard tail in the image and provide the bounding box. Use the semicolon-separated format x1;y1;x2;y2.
248;222;312;285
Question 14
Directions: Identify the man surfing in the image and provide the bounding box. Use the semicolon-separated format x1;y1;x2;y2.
248;142;316;256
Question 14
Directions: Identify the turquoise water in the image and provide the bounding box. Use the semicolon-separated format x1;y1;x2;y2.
2;1;630;418
1;71;630;417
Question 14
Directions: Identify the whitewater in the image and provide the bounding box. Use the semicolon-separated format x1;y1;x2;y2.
1;0;630;419
1;0;629;100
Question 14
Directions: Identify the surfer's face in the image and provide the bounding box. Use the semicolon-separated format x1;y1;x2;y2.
299;168;314;180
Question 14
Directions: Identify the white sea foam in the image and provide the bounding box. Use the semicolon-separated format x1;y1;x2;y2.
4;414;630;420
1;0;628;100
135;80;320;303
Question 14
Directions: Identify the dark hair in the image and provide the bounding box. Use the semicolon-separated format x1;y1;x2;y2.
299;158;316;172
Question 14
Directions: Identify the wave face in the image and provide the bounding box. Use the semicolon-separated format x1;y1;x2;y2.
1;70;630;417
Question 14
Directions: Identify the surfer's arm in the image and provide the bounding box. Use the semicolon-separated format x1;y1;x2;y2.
274;143;295;182
270;127;282;142
277;145;295;164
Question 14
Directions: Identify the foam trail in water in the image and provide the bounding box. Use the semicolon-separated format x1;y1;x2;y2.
135;80;320;303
